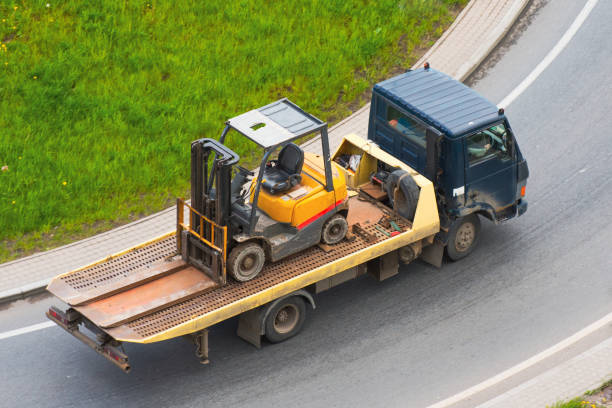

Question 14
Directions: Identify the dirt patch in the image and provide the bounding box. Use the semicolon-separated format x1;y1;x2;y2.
2;32;16;43
583;381;612;407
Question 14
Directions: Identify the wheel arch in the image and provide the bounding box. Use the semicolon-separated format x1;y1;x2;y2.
259;290;316;335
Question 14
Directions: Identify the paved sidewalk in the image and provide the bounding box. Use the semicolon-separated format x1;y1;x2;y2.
476;337;612;408
0;0;528;301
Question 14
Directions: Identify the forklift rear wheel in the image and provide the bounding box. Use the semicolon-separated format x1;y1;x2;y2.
265;296;306;343
228;242;266;282
321;214;348;245
446;214;481;261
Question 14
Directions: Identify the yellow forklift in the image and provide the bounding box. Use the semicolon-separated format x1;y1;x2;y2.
178;99;349;283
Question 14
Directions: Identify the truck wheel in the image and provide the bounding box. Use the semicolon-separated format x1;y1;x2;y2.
228;242;265;282
321;214;348;245
265;296;306;343
446;214;481;261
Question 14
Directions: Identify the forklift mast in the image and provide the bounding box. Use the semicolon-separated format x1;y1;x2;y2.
178;137;239;284
190;137;238;225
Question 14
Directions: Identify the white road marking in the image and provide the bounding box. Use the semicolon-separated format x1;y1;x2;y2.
425;311;612;408
0;321;55;340
497;0;599;108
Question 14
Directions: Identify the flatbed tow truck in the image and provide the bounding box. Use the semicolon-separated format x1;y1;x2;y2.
46;68;528;373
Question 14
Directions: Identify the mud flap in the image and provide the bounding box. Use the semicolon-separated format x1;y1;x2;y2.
237;307;265;349
420;240;444;268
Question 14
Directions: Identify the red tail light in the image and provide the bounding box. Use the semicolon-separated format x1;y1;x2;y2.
48;307;69;326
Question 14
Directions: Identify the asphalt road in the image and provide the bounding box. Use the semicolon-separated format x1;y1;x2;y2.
1;0;611;406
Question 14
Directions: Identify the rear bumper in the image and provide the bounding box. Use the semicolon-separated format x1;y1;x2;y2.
46;306;131;373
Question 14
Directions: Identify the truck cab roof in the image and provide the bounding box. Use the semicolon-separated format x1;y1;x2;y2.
373;68;502;138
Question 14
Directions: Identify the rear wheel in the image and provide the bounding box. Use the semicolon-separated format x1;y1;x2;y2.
228;242;265;282
265;296;306;343
321;214;348;245
446;214;481;261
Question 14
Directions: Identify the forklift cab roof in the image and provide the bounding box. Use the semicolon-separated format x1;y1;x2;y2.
373;68;502;138
226;98;327;149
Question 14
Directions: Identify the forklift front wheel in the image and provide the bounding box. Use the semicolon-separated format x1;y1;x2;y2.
228;242;266;282
265;296;306;343
322;214;349;245
446;214;481;261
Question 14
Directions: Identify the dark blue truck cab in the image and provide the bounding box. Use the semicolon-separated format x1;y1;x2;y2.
368;67;529;261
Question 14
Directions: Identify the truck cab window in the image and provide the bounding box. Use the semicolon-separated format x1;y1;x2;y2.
387;106;426;147
466;123;511;164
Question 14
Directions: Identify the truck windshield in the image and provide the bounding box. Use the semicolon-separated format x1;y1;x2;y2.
466;123;511;163
386;106;426;147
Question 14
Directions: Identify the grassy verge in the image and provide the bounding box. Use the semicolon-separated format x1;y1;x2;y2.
549;379;612;408
0;0;466;261
549;399;599;408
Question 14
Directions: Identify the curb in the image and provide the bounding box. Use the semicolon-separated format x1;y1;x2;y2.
0;0;528;304
0;206;175;270
0;278;50;304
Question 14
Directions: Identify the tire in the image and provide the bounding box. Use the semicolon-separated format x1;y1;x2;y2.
228;242;266;282
321;213;348;245
385;170;419;221
264;296;306;343
446;214;481;261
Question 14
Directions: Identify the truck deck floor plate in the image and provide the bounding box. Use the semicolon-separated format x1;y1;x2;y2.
49;258;187;306
107;215;410;342
75;264;218;328
48;235;177;302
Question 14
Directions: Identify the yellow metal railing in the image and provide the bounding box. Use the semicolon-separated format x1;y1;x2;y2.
177;198;228;283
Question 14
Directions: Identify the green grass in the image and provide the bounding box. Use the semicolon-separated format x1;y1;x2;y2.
548;399;604;408
0;0;466;260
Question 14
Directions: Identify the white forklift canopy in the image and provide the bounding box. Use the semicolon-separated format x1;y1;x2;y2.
227;98;326;148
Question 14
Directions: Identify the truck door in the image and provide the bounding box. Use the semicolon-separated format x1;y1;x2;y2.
464;122;517;216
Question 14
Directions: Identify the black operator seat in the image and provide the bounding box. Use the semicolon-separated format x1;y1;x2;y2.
262;143;304;194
